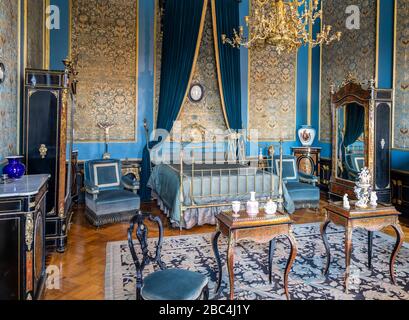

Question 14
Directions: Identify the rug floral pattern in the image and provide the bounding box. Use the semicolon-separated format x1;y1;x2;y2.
105;223;409;300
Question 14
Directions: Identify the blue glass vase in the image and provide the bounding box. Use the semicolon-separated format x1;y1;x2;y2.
3;156;26;179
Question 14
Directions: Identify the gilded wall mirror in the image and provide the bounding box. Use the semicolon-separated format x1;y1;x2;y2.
329;76;372;199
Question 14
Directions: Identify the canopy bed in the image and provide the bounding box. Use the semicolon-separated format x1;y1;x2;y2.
329;75;393;203
141;0;280;230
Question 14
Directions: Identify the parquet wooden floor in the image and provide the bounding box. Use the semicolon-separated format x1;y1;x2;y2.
43;200;409;300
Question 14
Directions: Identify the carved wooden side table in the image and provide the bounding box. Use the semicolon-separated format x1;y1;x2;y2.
212;210;298;300
321;202;404;292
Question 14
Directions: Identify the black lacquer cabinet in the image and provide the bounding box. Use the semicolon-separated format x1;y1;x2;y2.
0;175;49;300
22;68;75;252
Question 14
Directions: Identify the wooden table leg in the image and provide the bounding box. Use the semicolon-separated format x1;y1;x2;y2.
344;227;353;293
368;231;374;270
211;231;222;294
390;223;404;285
227;233;235;300
284;231;298;301
320;219;331;275
268;239;276;284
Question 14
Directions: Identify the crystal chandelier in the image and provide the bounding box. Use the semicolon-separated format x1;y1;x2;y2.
222;0;342;54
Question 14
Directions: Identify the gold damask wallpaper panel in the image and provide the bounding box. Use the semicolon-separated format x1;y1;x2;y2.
393;0;409;149
320;0;377;142
71;0;138;142
154;2;227;141
26;0;44;69
248;1;297;142
0;0;19;159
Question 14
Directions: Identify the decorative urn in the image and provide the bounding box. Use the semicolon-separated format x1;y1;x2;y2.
298;125;316;147
3;156;26;179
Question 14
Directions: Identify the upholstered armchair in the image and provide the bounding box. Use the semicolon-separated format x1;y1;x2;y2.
84;159;140;227
272;155;320;210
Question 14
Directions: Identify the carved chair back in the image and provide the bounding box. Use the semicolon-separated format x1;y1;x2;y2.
127;212;166;300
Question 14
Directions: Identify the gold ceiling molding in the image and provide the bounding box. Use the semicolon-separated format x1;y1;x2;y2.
70;0;139;143
319;0;377;143
393;0;409;150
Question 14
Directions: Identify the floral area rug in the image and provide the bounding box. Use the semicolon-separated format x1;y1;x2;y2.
105;223;409;300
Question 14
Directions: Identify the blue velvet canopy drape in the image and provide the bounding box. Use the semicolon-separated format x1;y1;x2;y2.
344;103;365;148
212;0;243;130
140;0;206;201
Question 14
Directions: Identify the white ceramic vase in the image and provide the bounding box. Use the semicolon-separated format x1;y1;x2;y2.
246;192;259;216
298;125;316;147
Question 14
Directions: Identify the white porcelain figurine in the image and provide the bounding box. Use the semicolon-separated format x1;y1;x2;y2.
354;167;372;209
343;194;351;210
370;191;378;207
246;191;259;216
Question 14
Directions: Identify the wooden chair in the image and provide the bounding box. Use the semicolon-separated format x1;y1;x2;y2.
127;212;209;300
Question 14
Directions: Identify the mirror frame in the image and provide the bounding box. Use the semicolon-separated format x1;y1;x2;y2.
329;76;375;199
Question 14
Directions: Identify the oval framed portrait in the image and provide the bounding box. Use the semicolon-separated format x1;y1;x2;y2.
0;63;5;84
188;83;204;103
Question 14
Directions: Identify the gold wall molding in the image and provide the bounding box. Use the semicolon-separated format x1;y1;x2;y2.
247;0;297;142
392;0;409;150
43;0;50;69
70;0;139;143
319;0;377;142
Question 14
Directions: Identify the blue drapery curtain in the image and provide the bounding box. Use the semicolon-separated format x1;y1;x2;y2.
344;103;365;147
340;103;365;178
140;0;206;201
212;0;242;130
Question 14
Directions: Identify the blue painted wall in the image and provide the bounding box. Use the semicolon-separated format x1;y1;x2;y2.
49;0;407;170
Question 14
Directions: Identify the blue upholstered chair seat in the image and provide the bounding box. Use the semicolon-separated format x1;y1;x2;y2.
285;182;320;203
86;190;140;216
141;269;209;300
94;189;140;205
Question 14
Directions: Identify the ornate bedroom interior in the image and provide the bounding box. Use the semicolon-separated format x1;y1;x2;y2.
0;0;409;303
